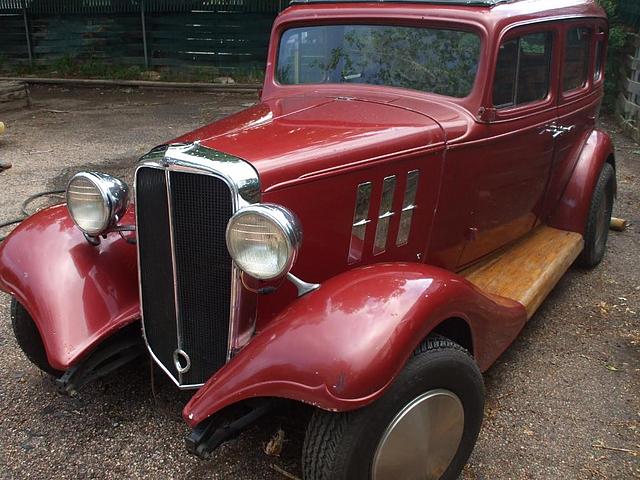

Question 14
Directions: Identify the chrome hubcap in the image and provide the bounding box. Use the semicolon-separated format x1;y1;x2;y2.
372;389;464;480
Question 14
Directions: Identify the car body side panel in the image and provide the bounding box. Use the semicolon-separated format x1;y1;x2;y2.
183;263;526;427
255;148;445;327
547;128;614;234
0;205;139;370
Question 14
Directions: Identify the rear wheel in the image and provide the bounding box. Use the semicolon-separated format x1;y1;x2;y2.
577;163;615;268
302;336;484;480
11;298;61;376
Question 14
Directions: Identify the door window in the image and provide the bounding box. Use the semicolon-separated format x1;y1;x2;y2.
493;32;553;108
563;27;591;91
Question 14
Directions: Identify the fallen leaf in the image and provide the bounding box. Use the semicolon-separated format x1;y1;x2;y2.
264;428;285;457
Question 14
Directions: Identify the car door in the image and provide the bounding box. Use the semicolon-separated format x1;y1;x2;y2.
455;23;560;267
542;20;607;217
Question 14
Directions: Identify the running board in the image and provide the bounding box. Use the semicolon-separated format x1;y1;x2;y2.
461;226;584;320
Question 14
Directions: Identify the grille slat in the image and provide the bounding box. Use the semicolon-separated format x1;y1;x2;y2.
136;166;233;386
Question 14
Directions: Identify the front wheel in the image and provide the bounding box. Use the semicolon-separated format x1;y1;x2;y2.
11;298;61;376
302;336;484;480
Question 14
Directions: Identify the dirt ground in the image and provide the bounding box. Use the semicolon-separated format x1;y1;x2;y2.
0;86;638;479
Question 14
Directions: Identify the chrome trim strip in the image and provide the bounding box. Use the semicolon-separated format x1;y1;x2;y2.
373;175;397;255
348;181;373;265
164;169;184;385
396;170;420;246
135;142;260;389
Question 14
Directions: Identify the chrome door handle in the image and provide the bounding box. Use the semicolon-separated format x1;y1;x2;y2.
539;124;575;139
551;128;564;139
552;124;575;138
539;124;559;137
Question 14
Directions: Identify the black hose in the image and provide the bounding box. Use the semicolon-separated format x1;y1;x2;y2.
0;189;65;242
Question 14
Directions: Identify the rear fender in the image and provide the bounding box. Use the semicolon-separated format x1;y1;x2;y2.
0;205;139;370
183;263;526;427
549;129;615;234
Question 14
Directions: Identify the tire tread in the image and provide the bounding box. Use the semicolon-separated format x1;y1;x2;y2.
577;162;614;268
10;298;60;376
302;335;475;480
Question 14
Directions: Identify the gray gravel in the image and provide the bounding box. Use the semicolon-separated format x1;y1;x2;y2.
0;87;638;479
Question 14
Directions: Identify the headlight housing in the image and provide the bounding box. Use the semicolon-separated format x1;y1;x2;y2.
66;172;129;236
226;204;302;280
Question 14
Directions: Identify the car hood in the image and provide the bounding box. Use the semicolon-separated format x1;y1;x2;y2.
172;94;448;191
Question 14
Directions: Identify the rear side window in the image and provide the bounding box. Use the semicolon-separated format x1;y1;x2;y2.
493;32;553;108
563;27;591;91
593;28;605;82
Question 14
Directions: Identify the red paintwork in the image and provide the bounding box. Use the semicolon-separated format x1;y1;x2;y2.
548;128;614;233
0;205;139;370
173;95;446;191
183;263;526;427
0;0;614;430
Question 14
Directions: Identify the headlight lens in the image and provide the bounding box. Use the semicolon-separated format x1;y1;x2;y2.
66;172;129;236
226;204;302;280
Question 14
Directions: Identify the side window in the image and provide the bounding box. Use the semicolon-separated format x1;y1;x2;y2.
593;28;605;82
493;32;553;109
563;27;591;91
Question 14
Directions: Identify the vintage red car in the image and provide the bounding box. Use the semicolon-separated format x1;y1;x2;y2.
0;0;614;478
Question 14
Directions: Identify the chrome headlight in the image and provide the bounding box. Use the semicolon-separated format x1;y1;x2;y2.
66;172;129;236
226;204;302;280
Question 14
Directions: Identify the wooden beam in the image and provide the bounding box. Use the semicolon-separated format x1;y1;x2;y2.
461;226;584;319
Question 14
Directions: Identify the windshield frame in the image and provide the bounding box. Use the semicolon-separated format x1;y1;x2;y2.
271;18;486;101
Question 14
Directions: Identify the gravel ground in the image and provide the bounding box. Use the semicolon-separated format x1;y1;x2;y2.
0;86;638;479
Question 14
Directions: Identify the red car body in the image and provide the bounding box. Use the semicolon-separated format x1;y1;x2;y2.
0;0;612;453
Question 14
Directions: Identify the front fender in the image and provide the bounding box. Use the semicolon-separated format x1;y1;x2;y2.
183;263;526;427
0;205;139;370
549;128;615;234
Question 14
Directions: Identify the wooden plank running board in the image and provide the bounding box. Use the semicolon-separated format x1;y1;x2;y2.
460;226;584;319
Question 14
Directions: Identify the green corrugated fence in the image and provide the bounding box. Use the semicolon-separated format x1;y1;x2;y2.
0;0;284;73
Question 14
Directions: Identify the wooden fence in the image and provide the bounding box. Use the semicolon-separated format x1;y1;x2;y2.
0;0;283;73
616;33;640;143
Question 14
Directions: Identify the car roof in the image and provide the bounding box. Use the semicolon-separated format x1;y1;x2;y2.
291;0;511;6
281;0;606;33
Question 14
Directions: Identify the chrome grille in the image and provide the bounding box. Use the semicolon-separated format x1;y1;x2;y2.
136;166;233;387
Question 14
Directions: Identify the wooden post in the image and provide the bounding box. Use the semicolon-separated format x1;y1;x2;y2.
140;0;150;70
22;0;33;67
610;217;629;232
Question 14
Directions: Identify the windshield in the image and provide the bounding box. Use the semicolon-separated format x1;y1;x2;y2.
277;24;481;98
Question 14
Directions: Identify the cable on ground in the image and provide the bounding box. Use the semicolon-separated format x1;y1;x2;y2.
0;189;65;242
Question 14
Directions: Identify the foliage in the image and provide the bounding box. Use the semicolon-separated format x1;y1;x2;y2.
598;0;630;112
0;56;263;84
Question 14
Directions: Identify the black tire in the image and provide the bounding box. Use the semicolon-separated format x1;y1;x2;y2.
302;336;484;480
11;298;61;376
577;163;615;268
